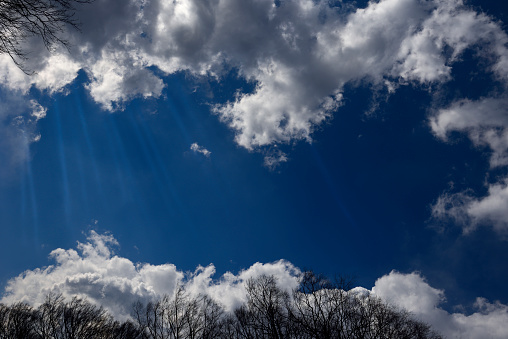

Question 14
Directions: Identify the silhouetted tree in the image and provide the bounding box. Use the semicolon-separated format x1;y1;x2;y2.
0;0;92;72
290;271;443;339
131;273;443;339
199;295;225;339
1;292;139;339
290;272;350;339
133;287;227;339
110;319;143;339
236;275;291;339
0;271;443;339
0;302;37;338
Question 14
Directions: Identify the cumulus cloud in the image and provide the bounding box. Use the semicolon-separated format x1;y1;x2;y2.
2;0;508;228
3;0;507;148
190;142;211;157
373;271;508;339
1;231;300;320
2;232;507;336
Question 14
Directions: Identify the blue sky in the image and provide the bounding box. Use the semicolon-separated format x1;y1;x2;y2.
1;0;508;336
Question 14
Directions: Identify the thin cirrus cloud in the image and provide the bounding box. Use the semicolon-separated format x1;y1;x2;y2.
2;231;508;338
0;0;508;230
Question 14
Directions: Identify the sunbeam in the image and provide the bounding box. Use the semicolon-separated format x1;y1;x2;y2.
166;92;192;146
20;132;39;245
126;109;178;215
104;113;136;203
52;101;71;224
73;91;103;197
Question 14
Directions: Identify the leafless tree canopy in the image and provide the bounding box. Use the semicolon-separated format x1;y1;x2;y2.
0;293;142;338
0;272;443;338
0;0;91;72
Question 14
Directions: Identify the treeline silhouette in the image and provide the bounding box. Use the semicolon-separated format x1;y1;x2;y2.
0;272;442;338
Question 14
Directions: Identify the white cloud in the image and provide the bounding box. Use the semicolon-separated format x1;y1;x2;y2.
0;55;32;93
30;100;47;121
0;92;46;179
431;180;508;234
84;49;165;111
32;53;81;93
422;5;508;234
2;0;507;149
3;232;507;336
430;97;508;168
1;231;300;320
431;97;508;142
373;271;508;339
373;271;445;315
429;97;508;235
190;142;211;157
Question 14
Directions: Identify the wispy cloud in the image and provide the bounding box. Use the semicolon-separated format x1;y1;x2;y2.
190;142;211;157
0;91;46;179
263;149;288;170
2;231;507;338
431;180;508;235
429;97;508;235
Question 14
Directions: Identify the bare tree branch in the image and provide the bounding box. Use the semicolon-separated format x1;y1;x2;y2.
0;0;92;73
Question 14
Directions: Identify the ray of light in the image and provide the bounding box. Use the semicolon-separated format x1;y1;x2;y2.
73;92;103;197
126;109;179;216
19;155;27;222
104;113;136;203
136;95;199;226
166;92;193;145
74;150;90;216
21;132;39;245
53;101;71;223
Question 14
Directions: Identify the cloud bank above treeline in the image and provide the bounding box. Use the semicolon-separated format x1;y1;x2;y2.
1;231;507;338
